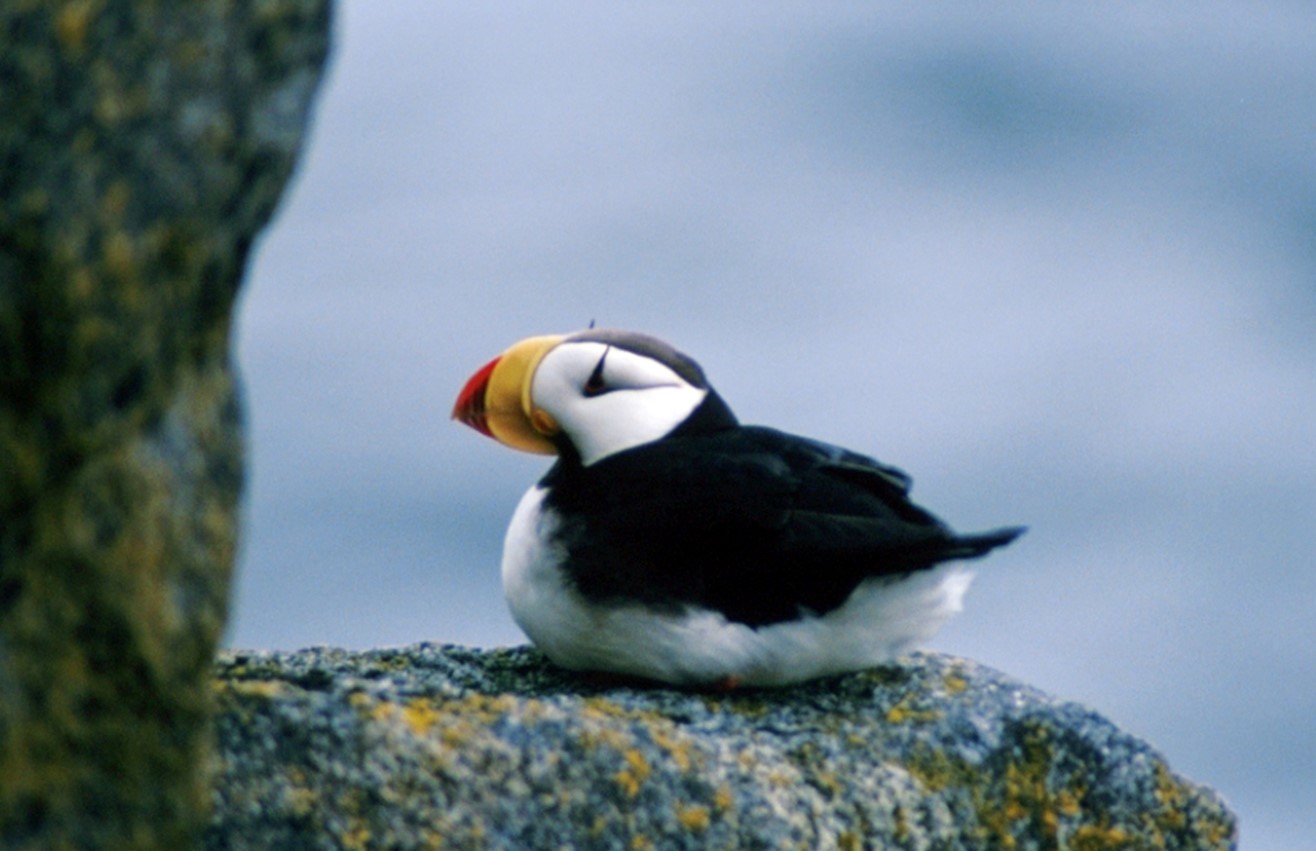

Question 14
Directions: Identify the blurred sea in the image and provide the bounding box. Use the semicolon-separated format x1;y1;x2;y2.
234;4;1315;845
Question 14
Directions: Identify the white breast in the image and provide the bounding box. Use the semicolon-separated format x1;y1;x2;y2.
500;484;975;686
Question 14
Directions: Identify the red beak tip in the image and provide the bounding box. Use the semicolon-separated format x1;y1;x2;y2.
453;355;502;437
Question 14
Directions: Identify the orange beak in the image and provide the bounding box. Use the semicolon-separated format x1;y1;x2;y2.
451;335;565;455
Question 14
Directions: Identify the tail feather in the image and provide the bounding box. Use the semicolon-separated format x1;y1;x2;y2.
946;526;1027;560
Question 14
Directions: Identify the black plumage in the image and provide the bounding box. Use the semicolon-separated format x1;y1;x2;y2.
541;392;1025;628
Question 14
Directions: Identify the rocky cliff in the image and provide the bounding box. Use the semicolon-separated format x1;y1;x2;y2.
0;3;330;846
210;644;1236;850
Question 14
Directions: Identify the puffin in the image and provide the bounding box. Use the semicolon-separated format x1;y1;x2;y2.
452;328;1024;687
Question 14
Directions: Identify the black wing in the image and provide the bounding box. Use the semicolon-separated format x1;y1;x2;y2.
541;426;1024;627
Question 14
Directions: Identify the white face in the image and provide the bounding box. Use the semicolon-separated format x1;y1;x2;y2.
530;340;708;465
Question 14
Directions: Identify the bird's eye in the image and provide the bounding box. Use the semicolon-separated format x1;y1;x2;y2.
583;349;609;396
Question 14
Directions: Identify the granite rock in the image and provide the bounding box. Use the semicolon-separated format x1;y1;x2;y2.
0;2;330;847
210;644;1237;850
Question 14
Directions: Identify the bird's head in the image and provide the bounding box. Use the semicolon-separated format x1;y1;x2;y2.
452;328;735;465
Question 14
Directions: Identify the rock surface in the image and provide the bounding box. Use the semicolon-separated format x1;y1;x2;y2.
210;644;1236;850
0;3;330;847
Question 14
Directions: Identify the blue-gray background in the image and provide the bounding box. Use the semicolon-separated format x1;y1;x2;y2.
232;4;1314;846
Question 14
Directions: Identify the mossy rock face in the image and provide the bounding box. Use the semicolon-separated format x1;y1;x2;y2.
210;645;1237;850
0;2;330;848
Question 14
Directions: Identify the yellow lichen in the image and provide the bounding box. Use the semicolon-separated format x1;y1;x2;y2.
1151;763;1188;831
943;672;969;694
903;721;1110;850
649;727;693;772
220;679;285;700
675;803;711;832
403;698;441;736
102;230;136;279
811;769;845;798
440;724;471;747
713;785;734;812
581;725;632;753
285;785;318;818
1070;824;1135;850
884;696;941;725
1057;788;1083;817
583;696;642;720
55;0;99;52
341;823;371;851
1193;816;1236;850
100;180;131;221
893;805;912;841
614;749;652;798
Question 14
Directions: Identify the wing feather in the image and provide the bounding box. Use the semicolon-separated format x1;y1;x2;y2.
541;426;1019;626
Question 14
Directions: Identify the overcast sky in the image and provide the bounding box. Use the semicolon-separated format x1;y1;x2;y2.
233;4;1314;845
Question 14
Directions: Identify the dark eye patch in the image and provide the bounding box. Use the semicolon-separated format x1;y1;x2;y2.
583;347;610;396
566;328;708;389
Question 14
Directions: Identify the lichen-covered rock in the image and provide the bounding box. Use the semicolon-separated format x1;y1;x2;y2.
209;644;1236;850
0;3;330;848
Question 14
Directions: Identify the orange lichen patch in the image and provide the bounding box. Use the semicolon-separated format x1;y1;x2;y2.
943;672;970;695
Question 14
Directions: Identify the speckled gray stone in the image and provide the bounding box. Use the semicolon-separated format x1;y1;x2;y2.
209;644;1237;850
0;3;330;847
